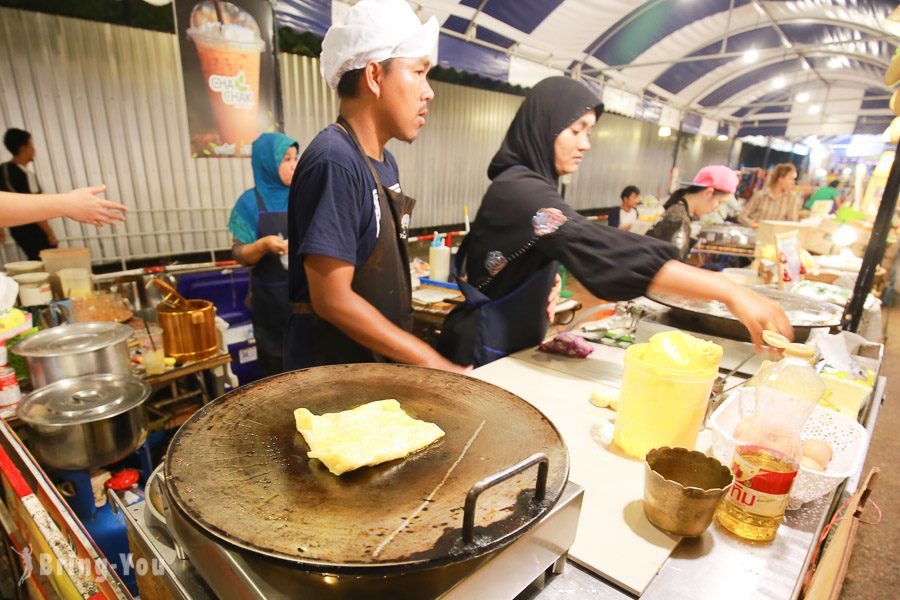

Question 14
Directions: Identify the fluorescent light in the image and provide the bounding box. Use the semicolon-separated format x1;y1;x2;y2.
742;49;759;64
771;76;786;89
808;104;821;115
795;92;810;103
658;126;672;138
717;134;729;141
827;57;843;69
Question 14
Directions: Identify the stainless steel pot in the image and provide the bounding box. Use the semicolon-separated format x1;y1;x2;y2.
12;322;134;388
17;374;151;470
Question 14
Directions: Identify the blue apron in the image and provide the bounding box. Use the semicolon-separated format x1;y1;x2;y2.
437;236;558;367
250;189;291;376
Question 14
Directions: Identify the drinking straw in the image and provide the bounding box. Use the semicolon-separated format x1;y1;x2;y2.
143;319;157;352
214;0;224;24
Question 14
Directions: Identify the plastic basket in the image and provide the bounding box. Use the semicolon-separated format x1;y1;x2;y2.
708;387;868;508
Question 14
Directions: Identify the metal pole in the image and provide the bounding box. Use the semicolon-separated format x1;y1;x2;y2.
842;142;900;332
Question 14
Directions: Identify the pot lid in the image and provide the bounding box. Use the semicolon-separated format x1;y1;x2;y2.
12;322;134;357
18;374;151;426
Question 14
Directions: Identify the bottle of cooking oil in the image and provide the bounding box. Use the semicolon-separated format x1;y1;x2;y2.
716;343;825;541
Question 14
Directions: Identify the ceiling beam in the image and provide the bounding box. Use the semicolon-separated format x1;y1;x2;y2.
740;108;894;122
587;32;895;75
682;49;888;108
718;94;891;109
754;0;828;86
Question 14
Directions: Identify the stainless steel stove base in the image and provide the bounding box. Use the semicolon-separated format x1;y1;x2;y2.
119;482;583;600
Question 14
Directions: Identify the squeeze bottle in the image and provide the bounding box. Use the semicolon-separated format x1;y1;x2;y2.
429;232;451;282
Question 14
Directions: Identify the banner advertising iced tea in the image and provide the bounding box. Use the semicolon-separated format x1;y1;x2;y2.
174;0;279;158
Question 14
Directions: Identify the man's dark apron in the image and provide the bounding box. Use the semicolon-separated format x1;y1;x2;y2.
291;117;416;366
250;189;291;375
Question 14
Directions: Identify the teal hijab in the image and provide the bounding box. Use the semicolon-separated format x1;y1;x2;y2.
228;132;299;244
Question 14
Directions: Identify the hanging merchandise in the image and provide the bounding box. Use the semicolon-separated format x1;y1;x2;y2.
716;343;826;541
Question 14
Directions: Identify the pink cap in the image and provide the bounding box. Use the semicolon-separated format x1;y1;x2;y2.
689;165;739;194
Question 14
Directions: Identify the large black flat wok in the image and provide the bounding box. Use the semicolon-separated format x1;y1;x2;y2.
163;364;568;599
647;286;842;342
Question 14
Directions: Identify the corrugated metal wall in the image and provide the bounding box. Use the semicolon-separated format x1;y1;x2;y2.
1;9;735;267
0;8;253;267
568;113;677;208
675;135;733;185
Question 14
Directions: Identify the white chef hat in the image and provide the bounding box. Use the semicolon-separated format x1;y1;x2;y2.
320;0;439;90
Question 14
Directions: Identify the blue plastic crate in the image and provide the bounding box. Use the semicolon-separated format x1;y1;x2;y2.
176;270;251;325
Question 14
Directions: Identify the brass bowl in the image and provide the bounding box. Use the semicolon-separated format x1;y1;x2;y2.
643;447;733;537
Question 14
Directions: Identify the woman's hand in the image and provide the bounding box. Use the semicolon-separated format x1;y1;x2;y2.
264;235;288;256
725;288;793;350
61;186;127;226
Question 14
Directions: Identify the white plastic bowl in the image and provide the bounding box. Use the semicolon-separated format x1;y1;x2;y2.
708;387;868;508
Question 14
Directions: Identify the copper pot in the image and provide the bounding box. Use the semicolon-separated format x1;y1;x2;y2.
643;447;733;538
157;299;218;362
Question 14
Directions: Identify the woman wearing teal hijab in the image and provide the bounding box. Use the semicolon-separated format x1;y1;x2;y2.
229;132;299;376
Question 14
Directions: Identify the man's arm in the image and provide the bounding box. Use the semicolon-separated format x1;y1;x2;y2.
304;254;470;373
0;187;126;228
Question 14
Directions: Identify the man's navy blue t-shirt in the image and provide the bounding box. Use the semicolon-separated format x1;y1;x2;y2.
287;124;401;303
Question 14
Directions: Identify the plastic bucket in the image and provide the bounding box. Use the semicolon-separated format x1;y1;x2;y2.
13;272;52;306
57;268;93;299
613;349;718;460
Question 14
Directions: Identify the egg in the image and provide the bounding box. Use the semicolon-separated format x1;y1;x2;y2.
802;439;833;467
733;416;754;438
801;455;825;471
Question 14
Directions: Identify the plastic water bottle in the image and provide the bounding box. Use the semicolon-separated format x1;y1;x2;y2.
716;343;825;541
429;232;451;282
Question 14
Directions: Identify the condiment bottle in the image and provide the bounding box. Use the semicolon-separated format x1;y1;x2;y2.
716;343;825;542
429;232;451;282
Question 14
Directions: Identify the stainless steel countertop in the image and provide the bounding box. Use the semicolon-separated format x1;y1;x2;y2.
118;347;883;600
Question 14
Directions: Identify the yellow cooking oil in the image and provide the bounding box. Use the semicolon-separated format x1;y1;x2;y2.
717;343;825;542
716;447;797;542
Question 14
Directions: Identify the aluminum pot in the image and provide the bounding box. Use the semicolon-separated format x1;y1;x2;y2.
12;322;133;388
17;374;151;470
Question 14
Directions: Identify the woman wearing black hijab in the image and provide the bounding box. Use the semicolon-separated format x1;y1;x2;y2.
438;77;791;366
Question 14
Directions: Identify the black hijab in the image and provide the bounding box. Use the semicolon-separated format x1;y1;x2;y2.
488;77;604;183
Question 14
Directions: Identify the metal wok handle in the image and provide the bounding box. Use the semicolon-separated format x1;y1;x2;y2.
462;452;549;544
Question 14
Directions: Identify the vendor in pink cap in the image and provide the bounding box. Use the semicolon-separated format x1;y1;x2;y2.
648;165;740;261
284;0;470;372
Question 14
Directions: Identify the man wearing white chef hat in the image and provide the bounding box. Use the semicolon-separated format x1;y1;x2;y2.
284;0;470;373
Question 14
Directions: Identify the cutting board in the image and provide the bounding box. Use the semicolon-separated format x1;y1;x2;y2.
473;357;679;595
